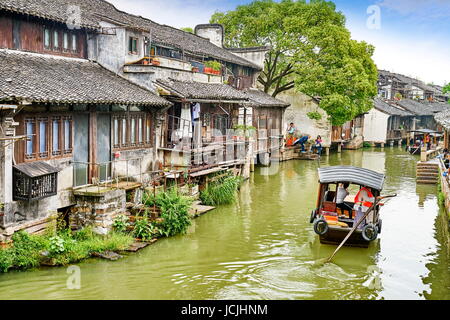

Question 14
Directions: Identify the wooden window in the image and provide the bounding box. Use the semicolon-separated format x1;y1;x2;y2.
63;116;73;154
52;117;61;156
25;119;36;159
112;113;152;150
113;117;120;148
38;118;49;158
44;28;51;49
130;117;136;146
138;117;143;145
145;116;151;144
63;33;69;51
128;37;138;54
122;118;127;146
72;34;78;52
53;30;59;49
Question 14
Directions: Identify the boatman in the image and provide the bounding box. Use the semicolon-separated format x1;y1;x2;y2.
354;187;376;229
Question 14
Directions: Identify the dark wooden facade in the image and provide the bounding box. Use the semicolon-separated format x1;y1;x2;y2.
0;12;87;59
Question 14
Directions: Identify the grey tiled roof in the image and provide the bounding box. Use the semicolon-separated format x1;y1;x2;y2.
374;98;413;116
0;0;260;69
0;50;171;106
155;79;248;102
393;99;437;116
244;89;290;108
435;109;450;130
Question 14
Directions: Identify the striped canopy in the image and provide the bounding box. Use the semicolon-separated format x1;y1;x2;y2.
318;166;385;191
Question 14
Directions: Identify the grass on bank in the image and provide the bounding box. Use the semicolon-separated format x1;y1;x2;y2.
0;227;133;273
200;175;242;206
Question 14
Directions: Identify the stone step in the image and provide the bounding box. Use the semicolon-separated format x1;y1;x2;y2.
416;176;438;182
417;180;438;184
417;168;439;173
417;174;439;178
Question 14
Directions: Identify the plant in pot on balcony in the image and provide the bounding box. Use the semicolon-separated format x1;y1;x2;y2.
205;60;222;75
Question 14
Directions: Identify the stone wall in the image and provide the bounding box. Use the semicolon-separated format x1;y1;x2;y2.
279;91;332;147
70;189;126;235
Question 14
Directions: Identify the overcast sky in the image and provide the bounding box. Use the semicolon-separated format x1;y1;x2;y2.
107;0;450;86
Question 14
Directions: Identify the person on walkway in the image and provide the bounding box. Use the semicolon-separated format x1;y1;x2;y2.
336;182;353;218
424;134;431;151
354;186;376;229
286;123;297;147
312;135;323;155
293;134;311;152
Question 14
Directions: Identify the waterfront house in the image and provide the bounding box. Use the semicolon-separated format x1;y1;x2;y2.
363;98;414;146
0;0;290;238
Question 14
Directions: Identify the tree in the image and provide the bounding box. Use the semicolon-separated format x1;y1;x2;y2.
181;27;194;33
444;83;450;94
211;0;378;125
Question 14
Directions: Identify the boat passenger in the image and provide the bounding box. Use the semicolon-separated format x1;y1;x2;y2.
336;182;353;218
354;187;376;229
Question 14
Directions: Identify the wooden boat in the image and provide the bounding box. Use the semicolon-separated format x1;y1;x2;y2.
309;166;386;248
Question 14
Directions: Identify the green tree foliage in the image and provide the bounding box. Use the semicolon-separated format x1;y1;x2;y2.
444;83;450;94
211;0;378;125
181;27;194;33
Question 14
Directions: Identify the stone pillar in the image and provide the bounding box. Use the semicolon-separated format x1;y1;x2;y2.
398;139;402;147
337;143;342;153
390;141;394;147
325;147;330;156
381;143;385;149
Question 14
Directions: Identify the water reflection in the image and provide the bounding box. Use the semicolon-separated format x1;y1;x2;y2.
0;149;448;300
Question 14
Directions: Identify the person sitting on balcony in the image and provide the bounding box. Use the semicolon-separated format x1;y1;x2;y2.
286;123;297;147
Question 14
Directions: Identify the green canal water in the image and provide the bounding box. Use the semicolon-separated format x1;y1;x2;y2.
0;148;449;300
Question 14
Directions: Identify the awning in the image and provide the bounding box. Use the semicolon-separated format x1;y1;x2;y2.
14;161;60;178
318;166;385;191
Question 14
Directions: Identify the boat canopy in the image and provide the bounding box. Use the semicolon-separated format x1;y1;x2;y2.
318;166;385;191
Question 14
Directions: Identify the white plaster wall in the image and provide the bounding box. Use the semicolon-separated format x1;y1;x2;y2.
231;51;266;70
279;91;332;147
195;27;223;48
363;108;389;143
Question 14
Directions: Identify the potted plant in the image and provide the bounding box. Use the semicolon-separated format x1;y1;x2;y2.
151;58;160;66
205;60;222;75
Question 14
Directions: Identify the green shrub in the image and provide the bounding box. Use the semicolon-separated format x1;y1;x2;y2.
307;111;322;121
48;235;66;255
205;60;222;71
200;175;242;206
133;213;159;240
363;142;372;148
144;189;192;237
0;229;134;273
112;214;130;234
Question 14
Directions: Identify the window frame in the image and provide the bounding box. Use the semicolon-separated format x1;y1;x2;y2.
128;37;139;55
21;114;73;162
112;112;152;151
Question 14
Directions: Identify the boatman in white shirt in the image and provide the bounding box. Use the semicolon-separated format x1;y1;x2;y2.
336;183;353;218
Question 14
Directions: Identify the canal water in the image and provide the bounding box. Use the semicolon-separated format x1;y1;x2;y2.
0;148;449;300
